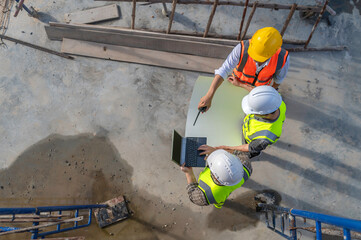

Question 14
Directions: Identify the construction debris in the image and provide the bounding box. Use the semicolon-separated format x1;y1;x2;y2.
64;4;120;24
94;196;130;228
0;34;74;59
0;217;83;236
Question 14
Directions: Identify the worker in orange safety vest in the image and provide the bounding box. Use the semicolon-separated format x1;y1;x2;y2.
198;27;289;112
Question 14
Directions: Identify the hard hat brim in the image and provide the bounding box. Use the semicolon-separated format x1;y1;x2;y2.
242;94;253;115
248;47;270;63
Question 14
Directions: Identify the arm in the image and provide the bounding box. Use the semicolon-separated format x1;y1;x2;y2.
181;166;209;206
272;55;290;90
197;75;224;112
227;76;255;92
198;44;242;111
181;167;197;184
216;144;250;152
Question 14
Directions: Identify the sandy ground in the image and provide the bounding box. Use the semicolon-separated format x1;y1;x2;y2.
0;0;360;239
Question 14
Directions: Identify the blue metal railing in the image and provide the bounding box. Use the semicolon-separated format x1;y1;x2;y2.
0;204;108;239
258;203;361;240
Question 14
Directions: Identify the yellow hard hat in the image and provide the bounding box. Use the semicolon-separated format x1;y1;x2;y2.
248;27;283;62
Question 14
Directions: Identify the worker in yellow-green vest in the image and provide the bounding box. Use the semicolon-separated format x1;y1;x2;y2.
181;147;252;208
218;85;286;158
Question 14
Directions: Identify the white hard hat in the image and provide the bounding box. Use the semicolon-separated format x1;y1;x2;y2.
242;86;282;115
207;149;244;186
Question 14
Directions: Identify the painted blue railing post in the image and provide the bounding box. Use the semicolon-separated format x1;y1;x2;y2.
258;204;361;240
315;221;322;240
343;228;351;240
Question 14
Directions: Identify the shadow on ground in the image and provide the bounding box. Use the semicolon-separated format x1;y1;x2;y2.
0;133;273;239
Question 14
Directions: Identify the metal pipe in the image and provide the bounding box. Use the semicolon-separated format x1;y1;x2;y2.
304;0;329;48
203;0;218;38
237;0;248;41
343;228;351;240
131;0;136;29
290;209;361;233
316;221;322;240
166;0;177;34
240;1;257;40
280;3;297;36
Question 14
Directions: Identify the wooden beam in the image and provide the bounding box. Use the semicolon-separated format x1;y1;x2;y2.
286;46;346;52
166;0;177;34
0;218;74;223
240;1;257;40
0;34;74;59
61;38;224;73
0;217;83;236
34;237;85;240
64;4;119;24
0;213;71;219
47;22;307;45
45;25;234;58
131;0;136;29
93;0;322;12
280;3;296;36
203;0;218;38
304;0;329;48
237;0;249;41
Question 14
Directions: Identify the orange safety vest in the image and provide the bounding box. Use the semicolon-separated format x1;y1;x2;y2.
232;40;289;86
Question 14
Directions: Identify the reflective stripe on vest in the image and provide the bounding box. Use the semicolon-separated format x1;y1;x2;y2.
232;40;289;86
199;180;217;204
198;167;249;208
243;101;286;144
248;130;278;142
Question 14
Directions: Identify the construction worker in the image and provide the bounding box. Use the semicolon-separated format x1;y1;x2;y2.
181;146;252;208
217;85;286;158
198;27;289;112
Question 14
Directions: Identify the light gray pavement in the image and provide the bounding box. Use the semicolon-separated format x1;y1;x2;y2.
0;0;360;239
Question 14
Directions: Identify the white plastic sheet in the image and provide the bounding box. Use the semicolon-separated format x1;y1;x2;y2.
185;76;248;147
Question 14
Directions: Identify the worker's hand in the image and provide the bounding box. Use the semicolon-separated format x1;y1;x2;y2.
198;95;212;112
227;76;254;92
216;145;235;151
181;163;193;173
227;76;243;87
198;144;216;159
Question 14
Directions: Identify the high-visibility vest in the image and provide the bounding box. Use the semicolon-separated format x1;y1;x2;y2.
243;101;286;144
232;40;289;86
198;166;250;208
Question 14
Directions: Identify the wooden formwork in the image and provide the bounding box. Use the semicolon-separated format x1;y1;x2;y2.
95;0;343;51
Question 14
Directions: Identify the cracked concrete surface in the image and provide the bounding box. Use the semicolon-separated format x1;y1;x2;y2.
0;0;360;239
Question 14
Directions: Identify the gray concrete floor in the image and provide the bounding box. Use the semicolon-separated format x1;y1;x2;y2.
0;0;360;239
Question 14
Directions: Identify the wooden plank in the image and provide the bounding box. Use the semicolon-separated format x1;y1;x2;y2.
48;22;239;46
0;34;74;60
25;237;85;240
61;38;224;73
0;218;74;223
64;4;119;24
45;26;234;58
0;213;71;219
0;217;83;236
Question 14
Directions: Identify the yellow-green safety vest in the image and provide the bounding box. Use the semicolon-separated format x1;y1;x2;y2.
243;101;286;144
198;166;250;208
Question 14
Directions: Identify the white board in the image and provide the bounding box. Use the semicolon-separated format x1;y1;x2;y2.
185;76;248;147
